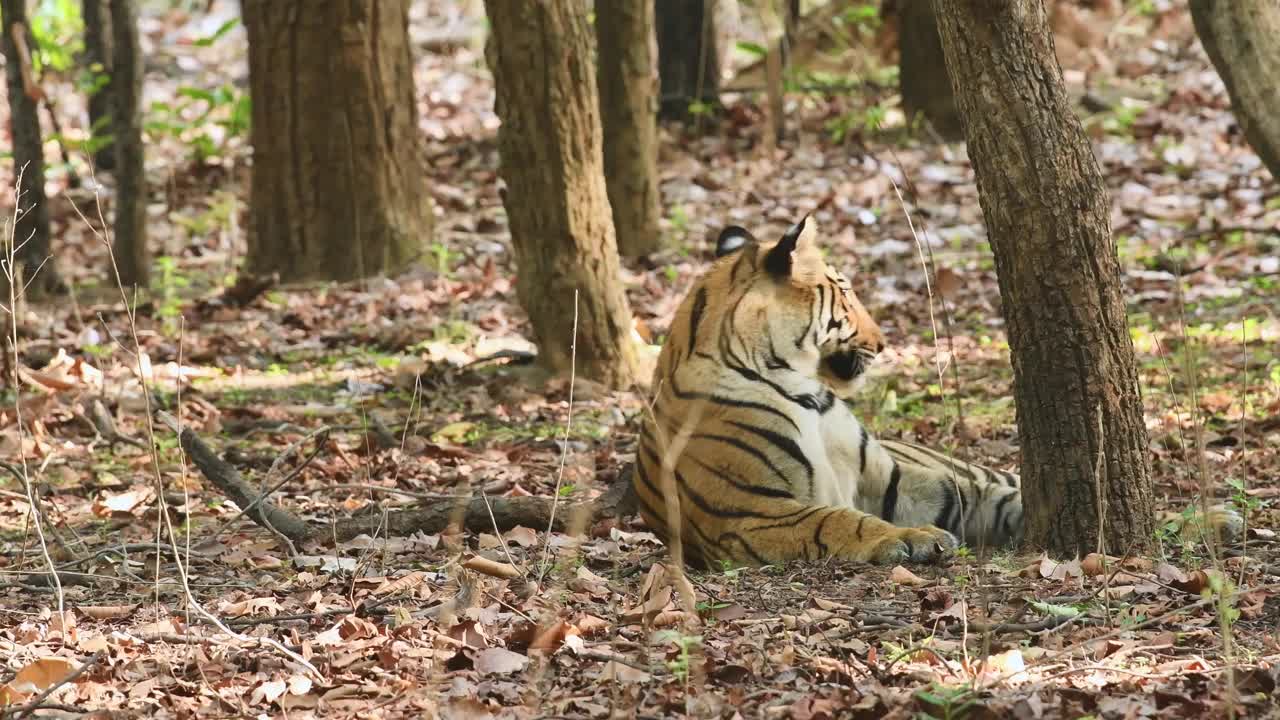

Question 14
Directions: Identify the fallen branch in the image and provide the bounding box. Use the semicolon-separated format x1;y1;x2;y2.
161;411;638;546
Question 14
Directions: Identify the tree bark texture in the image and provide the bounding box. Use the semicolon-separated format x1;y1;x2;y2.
484;0;640;389
108;0;148;287
655;0;720;121
1;0;61;295
1189;0;1280;181
596;0;662;257
241;0;431;282
82;0;114;171
932;0;1154;556
899;0;963;141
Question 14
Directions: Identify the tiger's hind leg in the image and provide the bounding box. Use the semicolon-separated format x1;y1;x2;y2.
855;438;1024;550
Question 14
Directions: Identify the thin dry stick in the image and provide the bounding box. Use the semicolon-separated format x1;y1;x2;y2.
888;177;970;542
480;491;525;574
8;650;105;720
2;167;64;620
1173;269;1236;709
537;290;580;584
67;192;321;679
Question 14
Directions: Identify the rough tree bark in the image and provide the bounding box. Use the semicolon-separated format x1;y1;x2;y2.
655;0;720;121
1;0;62;295
241;0;431;282
1189;0;1280;181
81;0;114;171
484;0;640;389
932;0;1154;556
899;0;962;140
108;0;147;287
596;0;662;258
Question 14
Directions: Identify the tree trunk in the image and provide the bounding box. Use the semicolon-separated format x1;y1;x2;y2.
596;0;662;258
655;0;720;121
1189;0;1280;181
82;0;114;172
1;0;62;296
108;0;147;287
483;0;640;389
241;0;431;283
932;0;1154;556
899;0;962;140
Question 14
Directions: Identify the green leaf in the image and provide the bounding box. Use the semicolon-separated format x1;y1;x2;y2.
177;86;218;104
194;18;240;47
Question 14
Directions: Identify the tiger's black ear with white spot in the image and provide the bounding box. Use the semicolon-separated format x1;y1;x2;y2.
715;226;755;257
763;216;813;278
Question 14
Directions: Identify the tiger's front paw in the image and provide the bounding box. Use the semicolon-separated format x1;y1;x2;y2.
867;526;958;565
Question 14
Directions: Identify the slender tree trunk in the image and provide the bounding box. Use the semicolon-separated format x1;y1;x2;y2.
241;0;431;282
596;0;662;258
82;0;114;171
655;0;720;121
932;0;1154;556
484;0;639;389
899;0;962;140
1189;0;1280;181
108;0;147;287
1;0;62;295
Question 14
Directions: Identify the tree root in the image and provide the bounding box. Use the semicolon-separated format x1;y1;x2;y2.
159;411;638;546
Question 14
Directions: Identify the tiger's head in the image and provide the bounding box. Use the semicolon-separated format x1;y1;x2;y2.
671;216;884;399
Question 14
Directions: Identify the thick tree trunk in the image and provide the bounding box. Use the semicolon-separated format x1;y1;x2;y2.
655;0;720;121
108;0;147;287
899;1;962;140
241;0;431;282
1;0;62;295
1189;0;1280;181
82;0;114;172
596;0;662;258
932;0;1154;556
484;0;640;389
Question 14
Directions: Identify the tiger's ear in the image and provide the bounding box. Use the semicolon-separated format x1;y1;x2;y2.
715;226;755;257
763;216;821;281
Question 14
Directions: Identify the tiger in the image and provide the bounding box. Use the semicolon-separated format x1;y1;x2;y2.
631;217;1243;568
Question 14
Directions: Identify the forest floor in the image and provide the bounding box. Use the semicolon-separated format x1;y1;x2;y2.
2;1;1280;718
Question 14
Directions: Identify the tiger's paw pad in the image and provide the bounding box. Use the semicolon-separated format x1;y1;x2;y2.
870;526;958;565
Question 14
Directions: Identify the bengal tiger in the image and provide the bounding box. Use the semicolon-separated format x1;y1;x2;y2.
631;217;1243;568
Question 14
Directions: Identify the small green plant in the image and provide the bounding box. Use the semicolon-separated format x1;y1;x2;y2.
430;241;456;277
656;630;703;683
825;102;887;144
668;205;690;249
148;82;251;163
153;256;191;336
1226;478;1261;516
1101;101;1145;137
144;19;248;163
